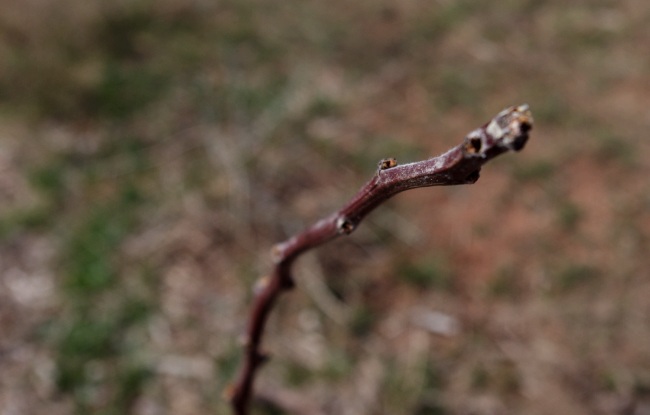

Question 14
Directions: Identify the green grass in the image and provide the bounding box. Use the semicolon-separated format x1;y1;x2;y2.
0;205;52;239
593;131;638;168
283;362;313;386
415;1;483;40
37;141;158;412
86;63;169;119
319;350;354;382
10;129;157;415
551;263;600;293
349;305;377;338
487;264;522;299
55;202;155;412
413;401;448;415
530;93;573;126
556;200;583;232
381;357;449;415
511;159;556;183
434;67;486;112
400;256;453;291
62;193;141;294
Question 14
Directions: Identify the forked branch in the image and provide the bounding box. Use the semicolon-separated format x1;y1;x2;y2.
227;105;534;415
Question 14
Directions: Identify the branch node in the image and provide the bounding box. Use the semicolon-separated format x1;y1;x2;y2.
255;351;270;366
336;216;356;235
280;274;295;290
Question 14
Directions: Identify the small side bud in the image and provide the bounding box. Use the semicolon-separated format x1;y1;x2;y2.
336;216;356;235
253;276;270;295
378;157;397;171
270;244;284;263
464;130;485;156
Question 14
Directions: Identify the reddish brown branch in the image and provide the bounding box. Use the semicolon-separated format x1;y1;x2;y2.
227;105;534;415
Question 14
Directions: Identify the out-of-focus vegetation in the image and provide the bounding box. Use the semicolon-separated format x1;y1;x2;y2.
1;0;649;414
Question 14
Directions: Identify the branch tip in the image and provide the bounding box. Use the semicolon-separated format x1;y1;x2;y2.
463;104;534;157
488;103;534;152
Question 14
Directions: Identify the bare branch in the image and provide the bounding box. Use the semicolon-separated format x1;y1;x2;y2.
226;104;534;415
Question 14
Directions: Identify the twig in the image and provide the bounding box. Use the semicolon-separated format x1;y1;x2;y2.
226;104;534;415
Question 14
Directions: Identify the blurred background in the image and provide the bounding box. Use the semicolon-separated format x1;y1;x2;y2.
1;0;649;414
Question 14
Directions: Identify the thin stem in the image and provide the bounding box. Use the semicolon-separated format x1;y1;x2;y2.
227;104;534;415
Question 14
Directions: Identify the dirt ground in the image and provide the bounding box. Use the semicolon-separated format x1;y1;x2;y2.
1;1;650;414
